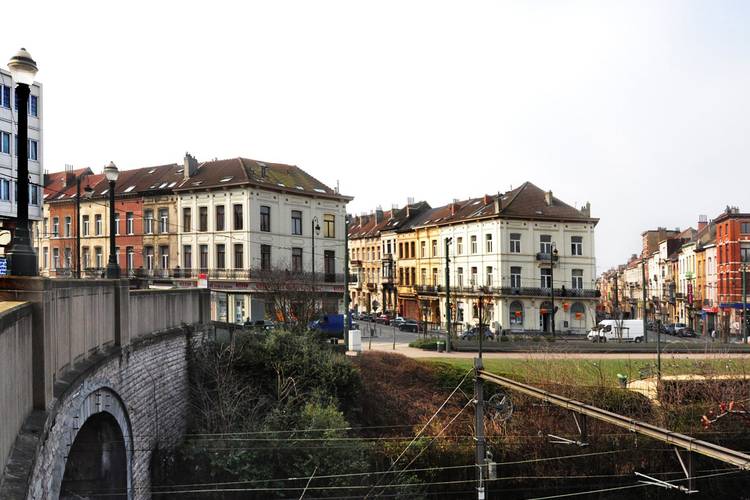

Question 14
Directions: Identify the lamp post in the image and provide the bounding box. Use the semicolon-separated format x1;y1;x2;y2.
6;48;38;276
104;162;120;279
478;288;485;358
311;216;320;309
549;244;559;336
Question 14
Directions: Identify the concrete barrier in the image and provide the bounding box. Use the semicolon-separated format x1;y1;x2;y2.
0;302;33;481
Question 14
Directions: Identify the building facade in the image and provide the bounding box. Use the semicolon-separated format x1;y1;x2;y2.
173;155;351;323
0;68;43;253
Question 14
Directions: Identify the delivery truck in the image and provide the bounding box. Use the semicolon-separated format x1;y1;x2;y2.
587;320;644;343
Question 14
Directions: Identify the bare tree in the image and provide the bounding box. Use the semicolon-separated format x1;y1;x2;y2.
253;267;320;332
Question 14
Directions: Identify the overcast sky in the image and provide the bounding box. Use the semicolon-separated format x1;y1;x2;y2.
3;0;749;272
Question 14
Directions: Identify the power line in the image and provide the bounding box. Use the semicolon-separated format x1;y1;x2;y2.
362;368;472;498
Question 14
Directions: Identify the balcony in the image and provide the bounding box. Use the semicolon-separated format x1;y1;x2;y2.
536;252;559;264
382;253;393;262
498;286;599;298
366;282;376;291
415;284;442;295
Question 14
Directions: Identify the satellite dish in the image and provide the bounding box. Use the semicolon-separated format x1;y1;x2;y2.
488;391;513;423
0;230;11;246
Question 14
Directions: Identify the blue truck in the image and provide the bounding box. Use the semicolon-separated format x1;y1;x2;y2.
309;314;357;340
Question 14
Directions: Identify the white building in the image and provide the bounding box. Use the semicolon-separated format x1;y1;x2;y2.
174;155;351;323
0;68;43;249
403;183;599;334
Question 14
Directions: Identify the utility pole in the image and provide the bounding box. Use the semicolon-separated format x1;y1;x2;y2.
478;291;483;358
474;357;486;500
612;271;619;317
445;237;452;353
743;263;748;345
642;256;648;343
344;215;351;332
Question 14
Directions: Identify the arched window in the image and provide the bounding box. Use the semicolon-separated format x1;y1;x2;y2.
510;301;523;326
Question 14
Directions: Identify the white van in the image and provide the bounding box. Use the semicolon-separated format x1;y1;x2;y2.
587;320;644;343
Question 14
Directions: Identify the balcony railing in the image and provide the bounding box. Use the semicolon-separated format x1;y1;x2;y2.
536;252;559;262
498;286;599;298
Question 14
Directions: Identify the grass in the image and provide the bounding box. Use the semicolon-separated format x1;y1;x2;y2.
422;357;750;387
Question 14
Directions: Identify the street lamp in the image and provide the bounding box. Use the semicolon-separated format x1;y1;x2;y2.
311;216;320;284
103;162;120;279
478;287;485;358
6;48;38;276
550;245;559;336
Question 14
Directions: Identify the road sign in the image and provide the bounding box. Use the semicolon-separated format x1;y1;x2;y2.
0;257;7;276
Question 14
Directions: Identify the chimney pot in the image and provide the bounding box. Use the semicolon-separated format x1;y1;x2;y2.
545;190;553;206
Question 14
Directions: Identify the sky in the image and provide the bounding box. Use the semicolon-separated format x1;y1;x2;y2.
2;0;750;273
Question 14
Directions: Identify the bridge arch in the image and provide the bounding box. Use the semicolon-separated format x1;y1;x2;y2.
54;386;134;499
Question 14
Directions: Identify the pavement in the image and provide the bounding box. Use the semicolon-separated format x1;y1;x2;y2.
354;321;750;360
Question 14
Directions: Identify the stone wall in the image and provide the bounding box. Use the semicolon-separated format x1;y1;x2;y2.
0;303;33;483
26;328;194;500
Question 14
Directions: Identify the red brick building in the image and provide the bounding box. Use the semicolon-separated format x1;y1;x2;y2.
715;207;750;336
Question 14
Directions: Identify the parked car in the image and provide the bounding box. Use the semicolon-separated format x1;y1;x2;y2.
246;319;276;331
665;323;687;335
679;328;697;338
392;316;406;327
309;314;347;339
375;314;391;325
399;319;419;332
359;313;372;322
459;326;494;341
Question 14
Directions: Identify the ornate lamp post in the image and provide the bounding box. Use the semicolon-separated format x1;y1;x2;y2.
104;162;120;279
550;244;559;336
6;48;38;276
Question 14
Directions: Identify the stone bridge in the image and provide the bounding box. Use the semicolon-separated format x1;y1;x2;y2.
0;278;211;499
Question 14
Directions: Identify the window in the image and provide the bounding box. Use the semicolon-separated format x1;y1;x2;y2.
486;266;493;286
571;236;583;256
292;247;302;272
29;95;38;117
509;301;524;326
261;244;271;270
159;208;168;233
233;204;243;230
421;268;427;285
398;242;403;259
95;214;103;235
81;215;89;236
126;212;134;235
572;269;583;289
0;132;9;154
0;85;9;108
234;244;243;269
52;248;59;269
95;247;103;268
216;244;225;269
457;267;464;287
486;234;493;253
540;235;552;254
432;239;437;257
0;178;9;200
457;237;463;254
199;207;208;232
741;244;750;263
260;206;270;232
64;216;72;237
126;247;135;271
183;245;192;269
62;248;71;268
509;233;521;253
541;268;552;288
215;205;225;231
742;222;750;234
471;266;478;286
144;209;154;234
42;247;48;269
510;266;521;288
324;250;335;280
324;214;335;238
199;245;208;271
420;241;426;258
183;207;192;232
52;217;59;237
144;247;154;270
154;246;167;270
28;140;37;161
432;267;438;285
471;235;477;254
114;213;120;236
291;210;302;235
410;241;415;258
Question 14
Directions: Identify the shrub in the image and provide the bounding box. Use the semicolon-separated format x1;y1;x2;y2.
500;335;510;342
409;338;438;350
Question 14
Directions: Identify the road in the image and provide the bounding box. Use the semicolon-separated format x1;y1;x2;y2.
353;321;750;360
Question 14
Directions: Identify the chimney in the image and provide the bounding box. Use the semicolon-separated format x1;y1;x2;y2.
545;190;553;206
183;152;199;180
63;164;75;187
450;203;456;216
261;165;268;178
406;204;410;217
580;201;591;217
698;214;708;231
375;206;384;223
483;194;491;205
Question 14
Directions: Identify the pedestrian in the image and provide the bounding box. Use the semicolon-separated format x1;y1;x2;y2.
711;329;716;342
